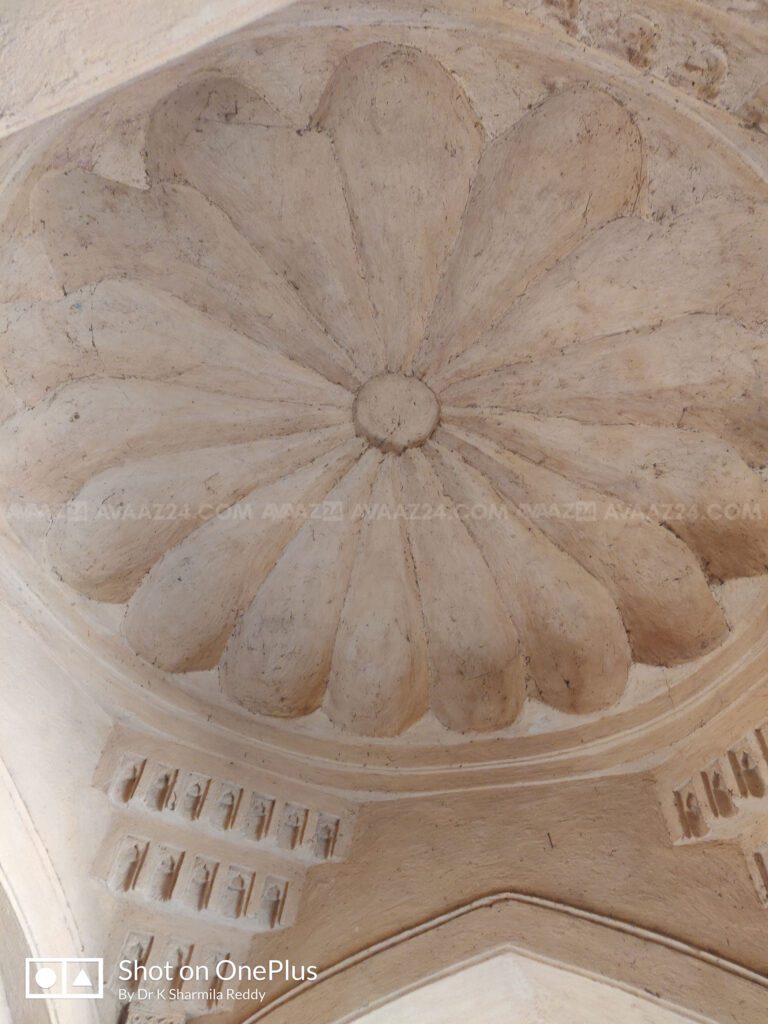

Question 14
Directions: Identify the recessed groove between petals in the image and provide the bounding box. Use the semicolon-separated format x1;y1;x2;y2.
222;449;383;718
437;425;728;667
0;378;352;504
32;170;363;391
445;407;768;583
424;439;630;714
434;200;768;391
122;438;364;673
398;449;524;732
325;456;430;736
46;426;352;602
418;87;644;380
149;75;385;379
314;42;484;374
0;279;354;412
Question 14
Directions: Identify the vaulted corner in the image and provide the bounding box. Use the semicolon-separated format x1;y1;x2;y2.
2;0;768;1022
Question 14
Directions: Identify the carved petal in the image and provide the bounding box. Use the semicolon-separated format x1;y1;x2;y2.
0;280;352;411
436;200;768;389
447;409;768;582
426;440;630;714
221;449;382;717
440;427;728;666
442;315;768;467
147;77;384;378
0;379;348;503
313;43;483;372
325;458;429;736
398;450;524;732
32;170;361;389
47;427;352;602
12;51;768;740
122;439;363;671
417;88;643;378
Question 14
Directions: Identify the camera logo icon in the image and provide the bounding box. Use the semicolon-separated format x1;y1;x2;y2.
25;958;104;999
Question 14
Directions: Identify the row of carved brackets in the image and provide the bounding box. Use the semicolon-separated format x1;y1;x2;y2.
108;921;244;1017
93;726;359;1014
659;717;768;905
101;831;304;930
99;737;354;864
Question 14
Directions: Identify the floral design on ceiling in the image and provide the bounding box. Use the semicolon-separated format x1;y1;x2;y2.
2;42;768;737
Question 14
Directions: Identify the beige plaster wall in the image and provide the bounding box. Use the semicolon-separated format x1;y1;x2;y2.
0;0;296;140
0;581;118;1023
251;773;767;991
355;953;698;1024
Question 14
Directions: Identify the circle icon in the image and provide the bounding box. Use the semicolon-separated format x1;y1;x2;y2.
34;966;57;990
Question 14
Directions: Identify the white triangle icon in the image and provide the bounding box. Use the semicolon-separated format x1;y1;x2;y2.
72;969;92;988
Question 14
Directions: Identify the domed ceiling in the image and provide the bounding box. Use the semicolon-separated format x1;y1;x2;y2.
2;0;768;757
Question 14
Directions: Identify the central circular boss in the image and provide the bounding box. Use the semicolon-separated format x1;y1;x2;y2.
353;373;440;454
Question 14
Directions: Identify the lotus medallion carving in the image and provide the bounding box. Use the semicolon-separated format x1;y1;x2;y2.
3;43;768;736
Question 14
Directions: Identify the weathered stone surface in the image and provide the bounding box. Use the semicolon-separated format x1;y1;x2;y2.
4;29;768;739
